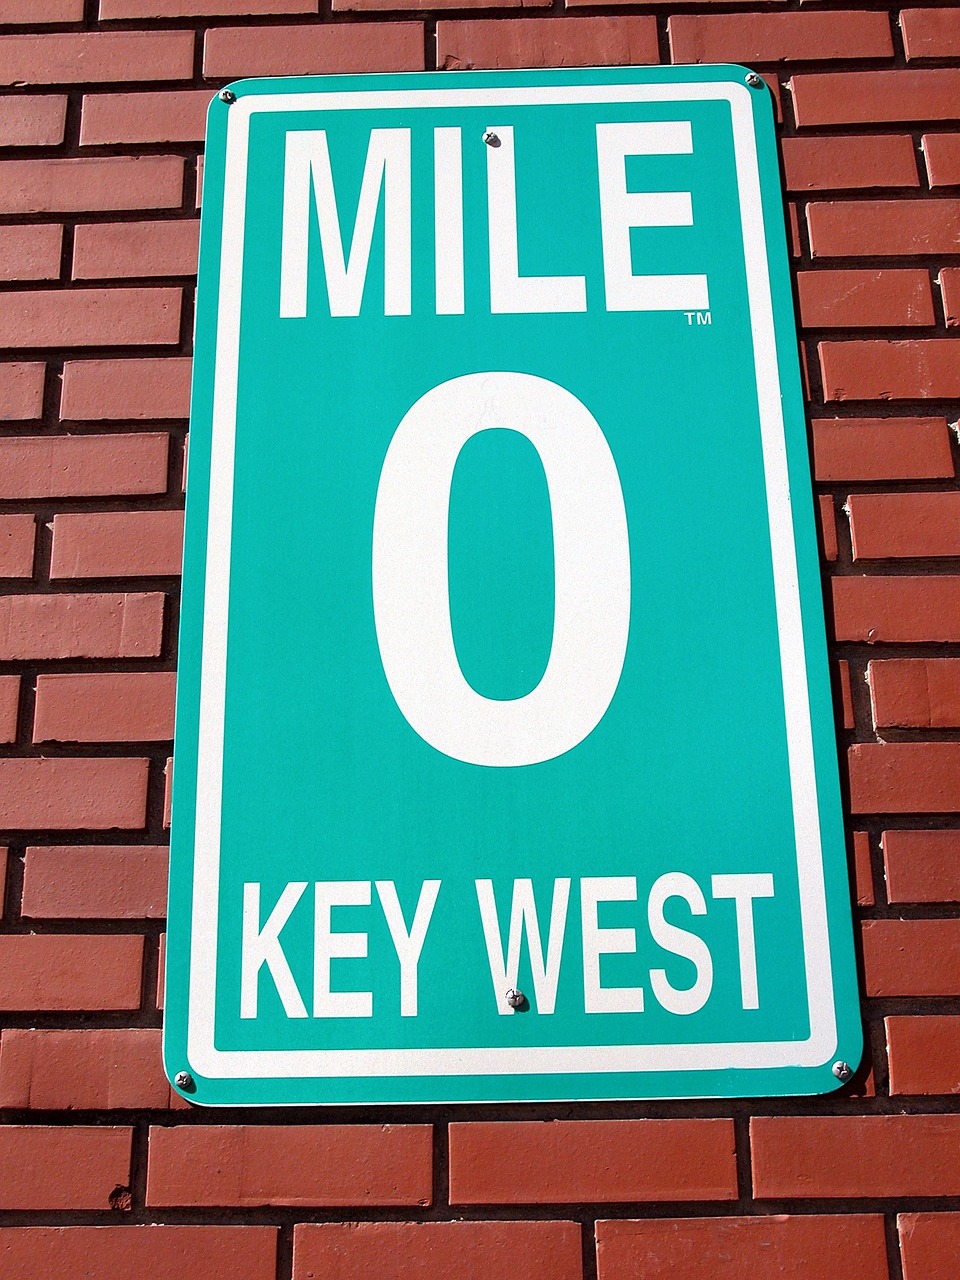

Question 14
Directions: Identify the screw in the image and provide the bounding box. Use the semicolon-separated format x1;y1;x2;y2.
744;72;764;89
832;1061;852;1082
482;130;500;148
174;1071;195;1090
219;88;237;105
505;988;525;1009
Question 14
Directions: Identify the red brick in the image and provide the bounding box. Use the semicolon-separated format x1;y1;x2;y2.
836;658;853;726
816;495;837;562
0;934;143;1009
22;844;168;917
568;0;790;6
449;1120;737;1204
887;1017;960;1095
0;675;18;742
0;32;193;86
669;11;891;63
0;1226;277;1280
941;268;960;326
788;202;801;256
820;340;960;401
81;89;213;146
900;1213;960;1280
73;219;199;279
0;157;184;215
147;1125;433;1208
870;659;960;729
438;17;658;69
0;514;35;577
834;576;960;643
34;672;176;743
903;8;960;60
0;592;163;659
340;0;548;10
61;357;191;420
756;71;781;122
51;510;183;578
0;225;62;282
0;362;44;420
0;0;84;17
0;288;181;349
203;23;424;77
851;493;960;559
0;1028;179;1109
849;742;960;812
791;70;960;126
799;269;933;328
0;1127;131;1209
863;919;960;996
813;418;953;481
0;94;66;146
883;829;960;902
853;831;875;906
0;433;168;500
808;200;960;256
0;757;149;828
924;134;960;188
780;134;919;191
752;1115;960;1198
294;1221;581;1280
596;1215;888;1280
103;0;314;12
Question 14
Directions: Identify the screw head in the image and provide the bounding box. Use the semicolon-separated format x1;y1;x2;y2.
505;988;525;1009
174;1070;195;1090
482;130;500;148
744;72;764;89
219;88;237;105
832;1061;852;1082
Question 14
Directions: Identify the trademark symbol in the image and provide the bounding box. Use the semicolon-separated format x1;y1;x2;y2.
685;311;712;326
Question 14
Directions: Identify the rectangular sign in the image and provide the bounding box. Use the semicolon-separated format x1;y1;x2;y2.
165;65;862;1106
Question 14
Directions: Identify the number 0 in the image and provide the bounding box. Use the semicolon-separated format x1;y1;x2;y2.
372;372;631;767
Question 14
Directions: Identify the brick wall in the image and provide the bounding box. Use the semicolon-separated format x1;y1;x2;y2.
0;2;957;1278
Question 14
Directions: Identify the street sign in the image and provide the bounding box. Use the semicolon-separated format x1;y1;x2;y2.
165;64;862;1106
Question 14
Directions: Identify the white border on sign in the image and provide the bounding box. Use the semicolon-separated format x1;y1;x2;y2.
187;81;837;1081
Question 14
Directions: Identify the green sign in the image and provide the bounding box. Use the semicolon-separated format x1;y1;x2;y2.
165;65;861;1106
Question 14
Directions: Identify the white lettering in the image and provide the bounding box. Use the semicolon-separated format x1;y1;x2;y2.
476;878;571;1014
596;121;709;312
372;371;630;766
647;872;713;1015
434;127;464;315
240;881;308;1019
486;125;586;314
280;128;411;318
313;880;373;1018
711;873;775;1009
581;876;644;1014
375;879;441;1016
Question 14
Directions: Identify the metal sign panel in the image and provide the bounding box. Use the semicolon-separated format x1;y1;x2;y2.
165;65;861;1106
